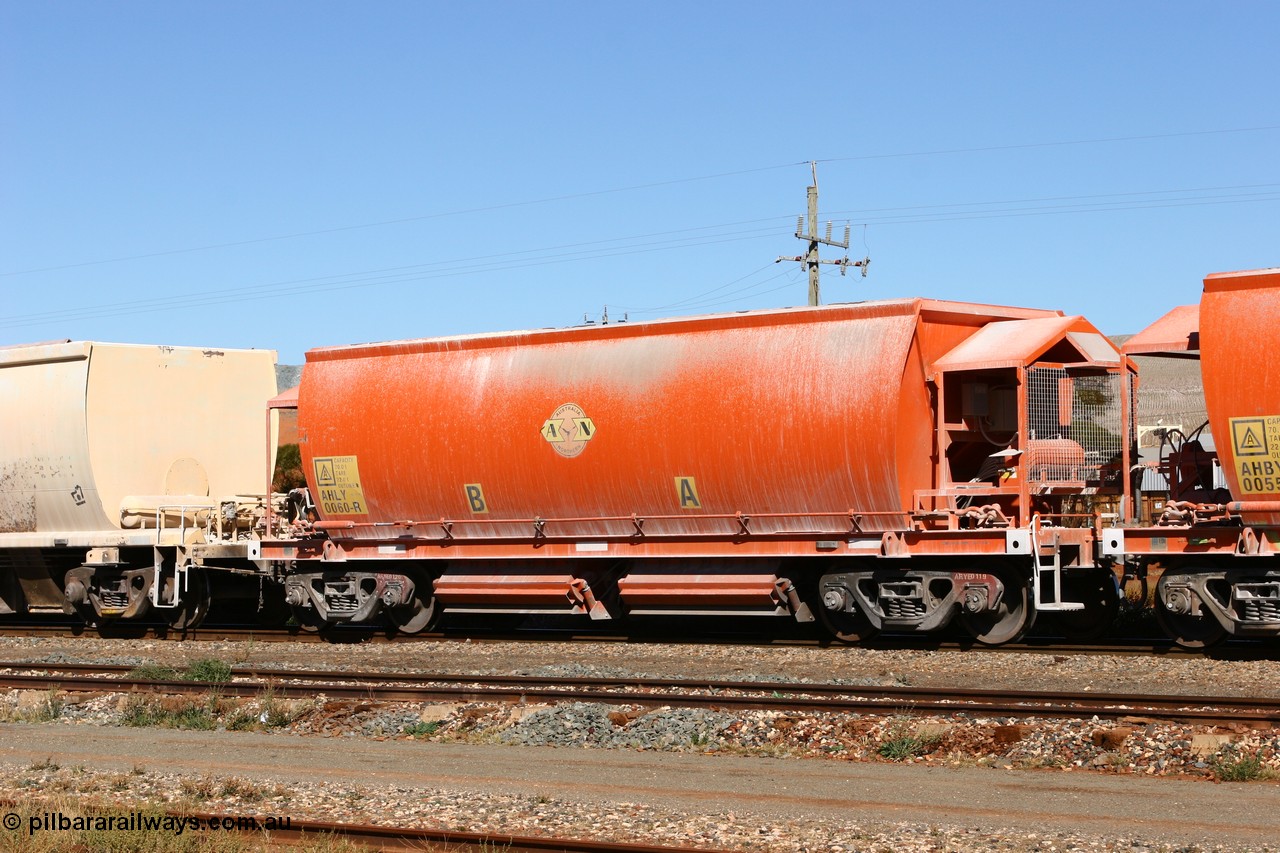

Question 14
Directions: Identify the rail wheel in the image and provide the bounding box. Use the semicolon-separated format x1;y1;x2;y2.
1058;569;1120;641
1119;563;1149;614
386;593;439;634
815;599;879;644
957;570;1032;646
288;605;326;633
164;568;211;631
1154;575;1226;649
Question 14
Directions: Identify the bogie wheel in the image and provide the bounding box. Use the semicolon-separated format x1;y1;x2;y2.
1058;569;1121;641
288;605;326;634
67;601;99;628
1153;575;1227;649
73;602;117;631
81;612;114;631
165;568;211;631
815;599;880;644
386;593;440;634
957;569;1033;646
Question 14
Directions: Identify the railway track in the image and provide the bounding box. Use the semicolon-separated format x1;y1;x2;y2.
4;620;1277;659
258;816;734;852
2;799;727;853
3;661;1279;724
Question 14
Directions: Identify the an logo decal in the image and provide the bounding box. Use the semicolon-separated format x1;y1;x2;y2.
541;403;596;458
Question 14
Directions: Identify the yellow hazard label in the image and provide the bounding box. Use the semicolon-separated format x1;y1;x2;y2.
1230;416;1280;495
312;455;369;515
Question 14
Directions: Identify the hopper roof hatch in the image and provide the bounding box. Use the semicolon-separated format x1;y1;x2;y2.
1120;304;1200;358
932;316;1122;373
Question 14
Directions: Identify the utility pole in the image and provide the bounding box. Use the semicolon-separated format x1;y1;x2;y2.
776;161;869;306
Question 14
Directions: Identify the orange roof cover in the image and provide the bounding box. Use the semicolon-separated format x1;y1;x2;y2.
268;385;299;410
931;316;1118;372
1120;304;1199;356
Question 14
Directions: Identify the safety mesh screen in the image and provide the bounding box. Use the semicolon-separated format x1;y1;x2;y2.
1026;368;1124;486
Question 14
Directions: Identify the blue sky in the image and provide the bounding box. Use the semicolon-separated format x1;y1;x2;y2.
2;1;1276;363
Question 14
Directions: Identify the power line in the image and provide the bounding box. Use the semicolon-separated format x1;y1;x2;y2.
4;185;1278;331
5;124;1276;278
0;224;788;325
648;270;801;314
814;124;1280;164
616;262;780;313
0;232;788;330
822;182;1280;218
0;162;805;278
841;190;1280;227
669;271;809;314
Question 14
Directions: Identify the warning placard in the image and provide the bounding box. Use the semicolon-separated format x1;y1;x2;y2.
312;455;369;515
1230;416;1280;495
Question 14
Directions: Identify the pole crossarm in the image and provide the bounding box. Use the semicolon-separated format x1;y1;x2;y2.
774;162;869;306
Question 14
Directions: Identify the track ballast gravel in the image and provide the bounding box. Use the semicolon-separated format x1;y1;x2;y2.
0;635;1277;852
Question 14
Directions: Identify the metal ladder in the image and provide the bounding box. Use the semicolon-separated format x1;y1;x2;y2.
1030;516;1083;613
148;504;192;610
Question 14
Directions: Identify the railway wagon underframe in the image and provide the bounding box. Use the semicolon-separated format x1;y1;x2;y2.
256;523;1116;644
1154;558;1280;648
0;540;275;629
1102;527;1280;647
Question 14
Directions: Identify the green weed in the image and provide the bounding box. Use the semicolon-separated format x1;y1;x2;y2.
129;659;232;683
876;718;940;761
129;663;180;681
1211;750;1275;782
28;690;64;722
185;659;233;683
120;695;215;730
402;720;441;738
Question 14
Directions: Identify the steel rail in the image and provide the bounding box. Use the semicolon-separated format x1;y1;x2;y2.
0;621;1235;657
189;810;735;853
2;664;1278;724
0;799;726;853
4;621;1279;662
3;659;1277;710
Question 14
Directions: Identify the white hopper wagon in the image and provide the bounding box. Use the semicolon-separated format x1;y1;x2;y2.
0;341;277;627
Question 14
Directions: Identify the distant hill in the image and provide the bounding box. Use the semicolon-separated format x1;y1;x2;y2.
1110;335;1209;445
274;365;301;446
275;364;302;392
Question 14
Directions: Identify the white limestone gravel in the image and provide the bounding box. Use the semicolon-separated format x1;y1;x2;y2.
0;761;1233;853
